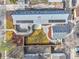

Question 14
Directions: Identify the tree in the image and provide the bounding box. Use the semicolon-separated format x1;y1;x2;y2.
26;29;49;44
0;40;15;52
9;0;17;4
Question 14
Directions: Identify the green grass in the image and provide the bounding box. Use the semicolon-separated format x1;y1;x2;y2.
31;0;48;4
0;41;14;52
9;0;16;4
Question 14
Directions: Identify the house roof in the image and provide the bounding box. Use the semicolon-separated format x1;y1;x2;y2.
24;54;39;59
51;53;66;59
48;0;64;2
72;0;77;6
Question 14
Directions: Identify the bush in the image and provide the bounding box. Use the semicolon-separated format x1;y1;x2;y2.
10;0;16;4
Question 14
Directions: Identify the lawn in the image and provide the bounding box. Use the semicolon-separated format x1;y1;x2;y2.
9;0;17;4
31;0;48;4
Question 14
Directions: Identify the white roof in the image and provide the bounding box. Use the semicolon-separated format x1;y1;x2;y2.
51;53;66;56
12;14;69;24
51;53;66;59
48;0;63;2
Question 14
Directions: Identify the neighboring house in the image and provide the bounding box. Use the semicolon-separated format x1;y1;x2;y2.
51;53;66;59
24;53;66;59
74;22;79;38
0;6;5;29
6;5;25;11
72;0;77;7
24;45;51;54
73;6;79;21
24;54;39;59
69;0;77;8
17;0;25;4
30;0;65;9
48;0;63;2
71;47;79;59
0;0;4;4
24;53;51;59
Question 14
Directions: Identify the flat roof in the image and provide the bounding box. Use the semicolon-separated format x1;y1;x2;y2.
11;9;69;15
51;53;66;56
48;0;64;2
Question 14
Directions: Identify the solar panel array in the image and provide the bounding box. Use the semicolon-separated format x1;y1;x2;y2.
12;9;69;15
53;24;71;33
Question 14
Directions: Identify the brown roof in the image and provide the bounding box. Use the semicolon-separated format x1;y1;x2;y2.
76;6;79;17
48;26;52;39
6;13;14;29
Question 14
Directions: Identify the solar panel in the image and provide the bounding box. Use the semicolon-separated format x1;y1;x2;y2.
11;9;68;15
53;24;70;33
